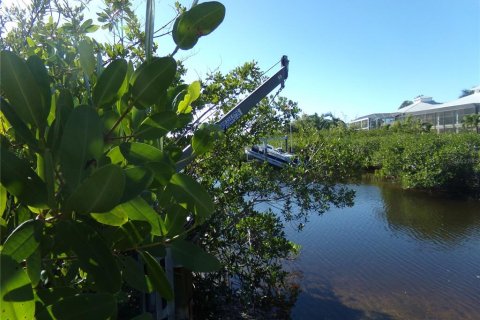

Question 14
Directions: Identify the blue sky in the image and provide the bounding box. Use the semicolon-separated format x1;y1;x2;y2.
5;0;478;121
150;0;479;121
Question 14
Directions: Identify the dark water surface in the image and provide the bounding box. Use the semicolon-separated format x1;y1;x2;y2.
284;181;480;320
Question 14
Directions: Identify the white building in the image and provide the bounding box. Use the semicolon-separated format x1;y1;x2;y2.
397;87;480;133
349;86;480;132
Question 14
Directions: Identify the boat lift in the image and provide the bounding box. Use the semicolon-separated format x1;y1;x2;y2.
175;55;290;171
245;137;296;168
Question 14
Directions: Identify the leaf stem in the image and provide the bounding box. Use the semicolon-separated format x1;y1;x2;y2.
106;134;137;141
105;100;133;141
121;239;168;253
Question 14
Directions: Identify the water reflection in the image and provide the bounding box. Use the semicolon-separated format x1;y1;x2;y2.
378;181;480;247
291;277;394;320
286;180;480;320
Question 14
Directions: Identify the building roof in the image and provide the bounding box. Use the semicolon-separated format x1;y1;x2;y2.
400;101;441;113
349;85;480;123
403;92;480;114
440;91;480;108
351;112;399;122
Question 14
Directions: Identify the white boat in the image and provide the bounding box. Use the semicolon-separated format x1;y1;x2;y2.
245;144;297;168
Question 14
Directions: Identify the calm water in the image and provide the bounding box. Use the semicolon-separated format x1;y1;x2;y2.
284;180;480;320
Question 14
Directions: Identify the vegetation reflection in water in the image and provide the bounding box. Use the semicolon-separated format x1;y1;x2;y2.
284;179;480;320
380;181;480;247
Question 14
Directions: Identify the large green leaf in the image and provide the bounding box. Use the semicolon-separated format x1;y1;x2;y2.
111;221;152;250
121;166;154;202
36;293;116;320
176;113;194;130
113;143;176;186
165;84;188;112
26;54;51;123
131;106;148;130
135;111;178;140
106;145;125;166
65;164;125;214
131;57;177;108
0;50;45;129
171;239;221;272
177;81;201;114
119;142;164;165
0;253;35;320
91;209;128;226
146;161;176;186
42;149;56;208
172;2;225;50
164;204;189;236
0;185;6;216
111;197;165;236
0;145;47;207
48;89;74;152
0;98;38;150
140;251;173;300
78;38;95;77
56;221;122;293
93;58;127;108
101;109;121;135
80;18;99;33
118;255;153;293
59;105;104;190
56;89;74;128
35;287;77;307
26;250;41;287
192;123;223;156
168;173;214;223
1;219;42;263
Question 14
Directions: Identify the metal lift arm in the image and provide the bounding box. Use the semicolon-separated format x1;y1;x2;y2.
175;55;290;171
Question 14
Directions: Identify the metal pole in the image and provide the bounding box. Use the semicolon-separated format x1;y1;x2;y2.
175;57;289;171
145;0;155;62
145;2;176;319
289;121;293;153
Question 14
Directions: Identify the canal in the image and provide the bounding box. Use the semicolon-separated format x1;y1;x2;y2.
284;180;480;319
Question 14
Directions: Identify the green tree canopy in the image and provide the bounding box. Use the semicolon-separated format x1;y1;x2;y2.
398;100;414;109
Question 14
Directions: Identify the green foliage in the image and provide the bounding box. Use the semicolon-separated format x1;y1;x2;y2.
173;1;226;50
2;220;42;263
292;112;345;132
36;292;117;320
398;100;413;109
177;80;201;113
0;2;371;319
0;145;48;206
459;89;474;98
1;253;35;320
192;123;223;155
389;115;432;133
140;251;174;301
171;239;221;272
64;164;125;214
0;1;226;318
1;51;47;132
131;57;177;107
367;132;480;194
93;58;128;108
295;127;480;197
462;114;480;133
186;62;355;318
78;38;95;77
58;105;105;190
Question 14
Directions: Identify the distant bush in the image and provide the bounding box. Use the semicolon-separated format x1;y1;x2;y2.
294;128;480;198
